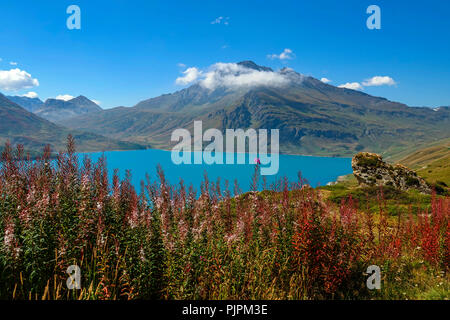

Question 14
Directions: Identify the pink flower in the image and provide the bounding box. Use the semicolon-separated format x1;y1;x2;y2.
3;222;15;249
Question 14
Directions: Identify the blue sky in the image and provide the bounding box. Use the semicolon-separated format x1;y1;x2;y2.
0;0;449;109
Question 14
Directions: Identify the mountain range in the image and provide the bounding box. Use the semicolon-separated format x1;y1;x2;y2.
0;93;144;156
7;95;102;122
53;61;450;159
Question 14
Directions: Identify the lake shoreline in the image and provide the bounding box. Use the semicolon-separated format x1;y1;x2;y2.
79;147;353;159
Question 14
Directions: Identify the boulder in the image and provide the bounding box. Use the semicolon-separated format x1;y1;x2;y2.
352;152;431;194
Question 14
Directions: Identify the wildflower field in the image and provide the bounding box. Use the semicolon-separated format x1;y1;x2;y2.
0;137;448;300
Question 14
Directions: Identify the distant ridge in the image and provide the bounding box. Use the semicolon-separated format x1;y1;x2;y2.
36;95;102;122
6;95;44;113
7;94;103;123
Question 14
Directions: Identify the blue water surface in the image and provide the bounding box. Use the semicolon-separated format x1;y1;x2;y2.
83;149;352;194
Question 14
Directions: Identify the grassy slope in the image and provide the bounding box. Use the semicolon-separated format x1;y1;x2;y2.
397;138;450;186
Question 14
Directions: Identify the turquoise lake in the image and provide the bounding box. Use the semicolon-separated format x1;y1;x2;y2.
85;149;352;193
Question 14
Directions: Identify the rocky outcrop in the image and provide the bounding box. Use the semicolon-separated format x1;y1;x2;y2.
352;152;431;194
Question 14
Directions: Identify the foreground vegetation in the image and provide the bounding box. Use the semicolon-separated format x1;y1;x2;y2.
0;138;448;300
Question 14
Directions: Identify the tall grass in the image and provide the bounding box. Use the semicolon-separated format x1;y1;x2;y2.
0;137;448;300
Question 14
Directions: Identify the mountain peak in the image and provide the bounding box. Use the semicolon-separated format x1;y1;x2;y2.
237;61;273;72
71;95;99;106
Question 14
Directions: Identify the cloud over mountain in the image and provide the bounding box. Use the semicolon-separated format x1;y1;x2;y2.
176;62;291;90
362;76;396;87
22;91;38;98
338;82;363;91
55;94;75;101
337;76;396;91
176;67;202;85
0;68;39;91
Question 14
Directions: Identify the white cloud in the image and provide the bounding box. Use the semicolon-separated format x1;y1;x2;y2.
177;63;186;68
362;76;396;87
211;16;223;24
10;62;18;66
92;99;101;105
175;62;292;90
338;82;364;91
211;16;229;25
22;91;38;98
175;67;203;85
320;77;331;84
55;94;75;101
267;48;294;60
201;63;290;89
0;68;39;91
336;75;396;91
